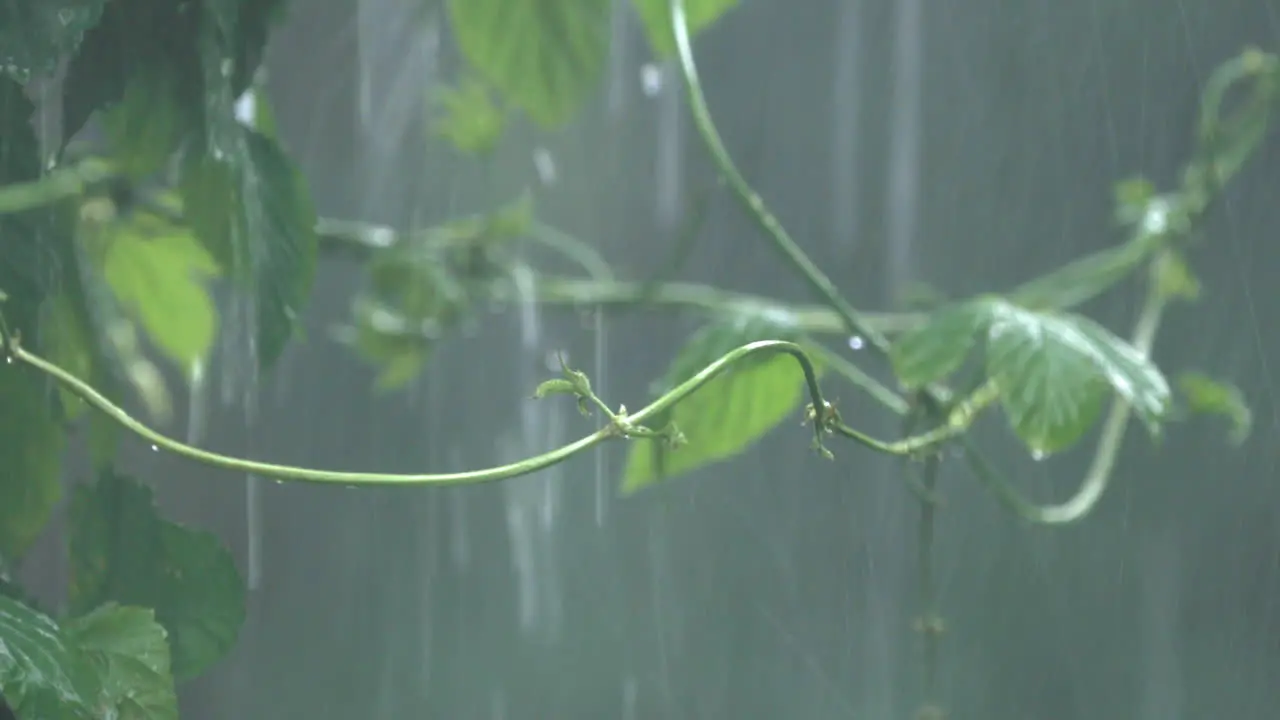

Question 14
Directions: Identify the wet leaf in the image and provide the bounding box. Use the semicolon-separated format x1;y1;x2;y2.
63;604;178;720
0;360;66;565
985;301;1170;455
622;310;821;493
43;293;95;420
631;0;739;57
889;299;990;388
100;214;220;371
0;595;94;718
432;77;506;154
68;471;246;683
1176;372;1252;445
0;0;106;82
448;0;610;127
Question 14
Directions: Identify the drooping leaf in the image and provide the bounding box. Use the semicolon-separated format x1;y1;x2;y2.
1195;48;1278;188
889;299;990;388
447;0;611;127
630;0;739;58
432;77;506;154
180;128;318;370
0;0;106;82
67;471;246;683
0;595;94;718
622;310;822;493
100;213;221;371
1175;372;1252;445
984;300;1170;455
63;604;178;720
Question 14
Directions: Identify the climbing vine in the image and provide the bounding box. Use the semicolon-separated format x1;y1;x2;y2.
0;0;1267;717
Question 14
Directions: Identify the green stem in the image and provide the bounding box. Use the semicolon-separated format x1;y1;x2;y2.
2;336;837;486
0;158;115;214
914;449;943;717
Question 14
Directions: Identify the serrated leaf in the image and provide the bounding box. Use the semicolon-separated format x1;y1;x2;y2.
984;301;1170;455
0;596;93;718
180;128;318;370
68;471;246;683
100;214;220;371
63;604;178;720
432;77;506;154
630;0;739;57
1176;372;1252;445
622;311;820;493
889;299;990;388
0;0;106;82
447;0;610;127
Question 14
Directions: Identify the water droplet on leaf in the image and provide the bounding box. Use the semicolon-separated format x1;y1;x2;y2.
848;336;865;350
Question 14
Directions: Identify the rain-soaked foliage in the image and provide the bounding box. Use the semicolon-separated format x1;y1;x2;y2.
0;0;1277;718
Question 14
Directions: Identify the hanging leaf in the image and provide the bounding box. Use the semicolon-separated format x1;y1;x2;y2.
622;310;822;493
0;0;106;82
1195;48;1278;188
447;0;611;127
62;604;178;720
67;471;246;683
630;0;739;58
984;301;1170;455
0;595;94;718
889;299;990;388
1175;372;1252;445
432;77;506;154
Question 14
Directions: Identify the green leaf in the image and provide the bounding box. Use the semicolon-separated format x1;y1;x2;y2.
1175;372;1252;445
101;67;189;180
63;604;178;720
1196;48;1278;187
622;310;821;493
0;596;93;718
889;299;990;388
68;471;246;683
432;77;506;154
43;293;95;420
0;364;66;564
447;0;611;127
1152;251;1201;302
100;213;221;370
0;0;107;82
631;0;739;57
1112;176;1157;226
180;128;318;370
984;301;1170;455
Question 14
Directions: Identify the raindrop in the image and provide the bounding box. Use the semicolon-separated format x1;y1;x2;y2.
848;335;865;350
150;445;159;452
532;147;557;185
1031;449;1048;461
640;63;664;96
4;356;11;364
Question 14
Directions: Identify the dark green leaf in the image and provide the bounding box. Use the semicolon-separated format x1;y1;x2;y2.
447;0;611;126
67;471;246;683
180;128;318;370
0;596;93;718
622;310;821;493
101;67;189;180
984;300;1170;455
0;0;106;82
630;0;739;57
888;299;990;388
63;604;178;720
0;361;67;564
1176;372;1252;445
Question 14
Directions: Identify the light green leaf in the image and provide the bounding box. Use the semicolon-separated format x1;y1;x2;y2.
1152;251;1201;302
1112;176;1157;226
432;77;506;154
63;604;178;720
101;213;220;371
1176;372;1252;445
622;310;821;493
0;596;93;718
630;0;739;57
984;301;1170;455
0;0;106;82
447;0;611;127
180;128;318;370
889;299;990;388
67;471;246;683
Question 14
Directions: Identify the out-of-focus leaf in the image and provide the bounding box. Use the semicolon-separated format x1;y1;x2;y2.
0;596;94;719
984;301;1170;455
1008;237;1157;311
43;292;95;420
100;212;220;371
1112;176;1157;226
1176;372;1252;445
432;78;506;154
889;299;990;388
622;310;821;493
101;68;188;180
68;471;246;683
447;0;610;126
335;302;434;392
63;604;178;720
630;0;739;57
0;0;106;82
1152;251;1200;302
0;353;65;565
1195;48;1278;188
